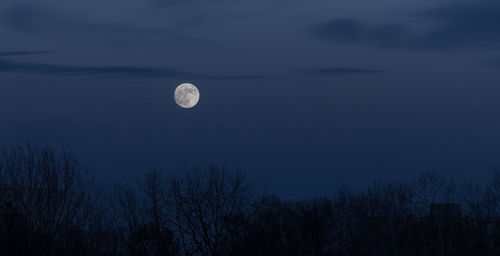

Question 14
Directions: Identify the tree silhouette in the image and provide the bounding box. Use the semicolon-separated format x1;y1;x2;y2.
0;144;102;255
112;169;178;256
169;166;253;256
0;144;499;256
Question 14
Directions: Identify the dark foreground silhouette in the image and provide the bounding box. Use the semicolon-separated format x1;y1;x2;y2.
0;144;499;256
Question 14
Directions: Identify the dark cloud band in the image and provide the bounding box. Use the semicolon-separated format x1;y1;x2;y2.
0;51;50;57
0;59;182;78
0;59;270;80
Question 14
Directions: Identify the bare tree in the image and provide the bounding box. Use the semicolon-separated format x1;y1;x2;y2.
111;169;178;256
169;165;253;256
0;143;101;255
1;143;499;256
413;170;456;216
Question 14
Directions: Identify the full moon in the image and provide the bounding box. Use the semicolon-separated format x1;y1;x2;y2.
174;83;199;108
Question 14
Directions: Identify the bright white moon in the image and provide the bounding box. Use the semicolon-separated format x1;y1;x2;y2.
174;83;199;108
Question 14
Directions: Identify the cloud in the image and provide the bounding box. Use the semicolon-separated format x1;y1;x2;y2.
0;59;268;80
310;1;500;50
416;1;500;49
146;0;242;7
0;50;50;57
205;75;270;80
301;67;384;75
0;3;217;51
0;59;183;78
1;4;167;35
488;59;500;68
310;18;408;49
148;0;192;6
2;4;93;34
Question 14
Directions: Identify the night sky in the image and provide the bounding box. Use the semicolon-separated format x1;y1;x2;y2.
1;0;499;197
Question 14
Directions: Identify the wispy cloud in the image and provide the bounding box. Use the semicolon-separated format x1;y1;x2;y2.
1;4;170;36
488;59;500;68
0;59;268;80
300;67;384;75
0;3;219;52
205;75;270;80
0;50;50;57
0;59;183;78
310;18;408;49
310;0;500;50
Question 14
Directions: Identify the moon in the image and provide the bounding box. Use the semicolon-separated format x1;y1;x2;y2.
174;83;200;108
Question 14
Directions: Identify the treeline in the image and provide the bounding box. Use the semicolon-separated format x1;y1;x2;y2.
0;144;499;256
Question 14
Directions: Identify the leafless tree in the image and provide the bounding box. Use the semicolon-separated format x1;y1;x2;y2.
111;169;178;256
169;165;253;256
413;170;456;216
0;143;102;255
1;143;499;256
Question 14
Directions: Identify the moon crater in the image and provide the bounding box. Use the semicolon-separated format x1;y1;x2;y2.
174;83;199;108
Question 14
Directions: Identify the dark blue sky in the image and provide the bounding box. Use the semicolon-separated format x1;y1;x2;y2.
1;0;500;197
